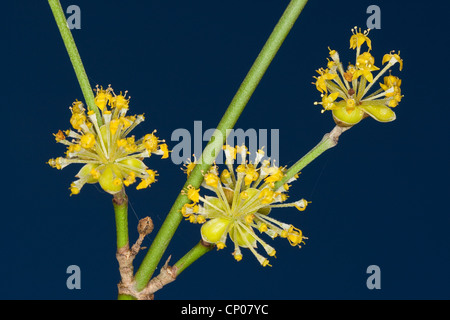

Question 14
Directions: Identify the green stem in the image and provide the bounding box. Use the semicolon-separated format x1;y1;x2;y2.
48;0;102;126
173;241;215;276
275;125;350;189
113;189;129;249
134;0;309;292
117;294;136;300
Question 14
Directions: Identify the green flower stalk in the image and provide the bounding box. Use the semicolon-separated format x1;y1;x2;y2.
276;125;350;189
113;189;129;249
48;0;102;125
173;241;215;276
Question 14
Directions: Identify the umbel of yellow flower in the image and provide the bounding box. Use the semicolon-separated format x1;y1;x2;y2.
181;145;309;267
313;27;404;126
48;85;169;195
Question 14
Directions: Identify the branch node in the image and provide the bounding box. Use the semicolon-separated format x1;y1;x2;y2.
324;125;351;147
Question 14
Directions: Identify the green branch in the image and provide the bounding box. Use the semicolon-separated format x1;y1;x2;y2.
174;241;215;276
48;0;102;126
275;125;351;189
113;189;129;250
134;0;310;292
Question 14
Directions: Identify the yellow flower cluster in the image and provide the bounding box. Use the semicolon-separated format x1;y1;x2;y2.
313;27;403;126
181;145;308;267
48;85;169;195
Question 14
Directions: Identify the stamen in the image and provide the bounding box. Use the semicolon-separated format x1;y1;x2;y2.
362;63;394;97
361;87;394;102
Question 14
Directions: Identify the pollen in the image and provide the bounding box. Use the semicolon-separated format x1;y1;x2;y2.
180;157;196;177
90;168;101;180
70;183;80;196
143;133;159;153
186;185;200;203
204;172;220;188
80;133;96;149
217;242;226;250
54;130;65;142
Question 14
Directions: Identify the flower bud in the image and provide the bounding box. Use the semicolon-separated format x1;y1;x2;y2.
76;163;100;184
99;164;123;194
332;106;365;127
119;158;147;171
229;226;256;248
201;218;231;243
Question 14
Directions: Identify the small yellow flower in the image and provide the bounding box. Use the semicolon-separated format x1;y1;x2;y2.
382;51;403;71
315;92;340;112
48;85;168;195
136;170;158;190
186;185;200;203
204;172;220;188
79;132;96;149
313;27;404;126
379;74;402;107
159;143;170;159
94;86;113;111
353;52;380;83
181;145;308;267
313;68;337;93
53;130;66;142
349;27;372;51
182;157;197;176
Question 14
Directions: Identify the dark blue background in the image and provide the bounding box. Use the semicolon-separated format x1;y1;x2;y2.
4;0;449;299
